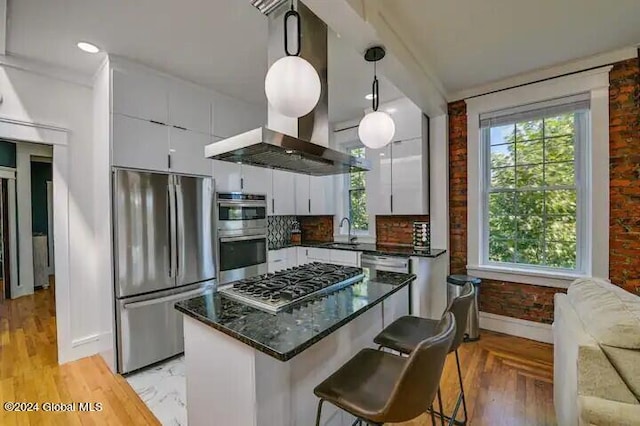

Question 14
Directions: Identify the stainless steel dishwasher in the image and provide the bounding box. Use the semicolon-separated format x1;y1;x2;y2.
361;254;412;315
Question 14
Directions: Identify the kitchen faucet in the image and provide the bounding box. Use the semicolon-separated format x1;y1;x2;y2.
340;217;357;244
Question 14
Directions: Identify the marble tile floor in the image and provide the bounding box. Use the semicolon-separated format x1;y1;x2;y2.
126;356;187;426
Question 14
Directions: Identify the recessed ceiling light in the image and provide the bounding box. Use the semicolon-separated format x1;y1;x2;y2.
364;93;378;100
76;41;100;54
386;107;397;113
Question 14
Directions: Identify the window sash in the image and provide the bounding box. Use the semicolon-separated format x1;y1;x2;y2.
481;109;588;273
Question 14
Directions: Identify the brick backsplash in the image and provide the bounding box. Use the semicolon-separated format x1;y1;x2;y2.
447;55;640;324
376;215;430;246
299;216;333;242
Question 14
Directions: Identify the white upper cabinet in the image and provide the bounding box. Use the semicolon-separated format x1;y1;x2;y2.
385;97;422;142
168;127;212;176
212;93;265;138
112;67;168;124
364;97;429;215
112;114;169;171
241;164;271;195
168;81;211;134
295;174;310;215
310;175;335;216
391;137;427;215
213;160;242;193
366;143;392;215
334;126;359;146
271;170;296;216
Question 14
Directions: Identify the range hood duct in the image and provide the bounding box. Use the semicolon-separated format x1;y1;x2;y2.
205;0;370;176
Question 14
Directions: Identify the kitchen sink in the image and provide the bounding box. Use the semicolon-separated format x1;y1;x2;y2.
321;242;361;249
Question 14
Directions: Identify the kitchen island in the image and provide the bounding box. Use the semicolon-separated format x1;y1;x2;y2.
175;270;414;426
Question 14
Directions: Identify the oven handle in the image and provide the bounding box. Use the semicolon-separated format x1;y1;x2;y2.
220;235;267;243
217;201;267;208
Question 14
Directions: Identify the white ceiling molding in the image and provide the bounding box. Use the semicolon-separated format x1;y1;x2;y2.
0;0;5;55
450;46;638;102
0;53;93;88
304;0;447;117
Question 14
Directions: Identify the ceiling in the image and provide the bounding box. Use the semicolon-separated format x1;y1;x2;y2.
5;0;640;119
387;0;640;94
5;0;401;123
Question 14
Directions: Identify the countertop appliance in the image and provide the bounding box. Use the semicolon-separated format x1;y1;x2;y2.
216;192;268;285
361;254;412;314
113;169;216;374
218;262;364;313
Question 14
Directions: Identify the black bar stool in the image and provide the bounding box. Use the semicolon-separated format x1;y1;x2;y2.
313;312;456;426
373;283;475;426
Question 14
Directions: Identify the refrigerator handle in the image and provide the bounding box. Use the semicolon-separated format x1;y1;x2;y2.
175;181;185;281
168;182;177;279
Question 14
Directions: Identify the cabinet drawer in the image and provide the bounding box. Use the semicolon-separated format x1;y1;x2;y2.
307;248;331;262
330;250;359;267
267;249;287;263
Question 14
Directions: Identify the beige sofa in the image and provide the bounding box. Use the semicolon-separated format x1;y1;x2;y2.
553;278;640;426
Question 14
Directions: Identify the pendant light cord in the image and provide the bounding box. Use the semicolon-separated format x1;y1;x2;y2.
372;60;379;111
284;0;301;57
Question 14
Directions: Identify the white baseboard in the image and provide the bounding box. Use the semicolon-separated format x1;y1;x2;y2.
61;332;112;364
479;311;553;344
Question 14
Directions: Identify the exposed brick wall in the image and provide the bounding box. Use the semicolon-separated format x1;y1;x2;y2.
299;215;333;242
449;56;640;324
479;280;560;325
609;57;640;295
448;101;468;275
376;215;429;246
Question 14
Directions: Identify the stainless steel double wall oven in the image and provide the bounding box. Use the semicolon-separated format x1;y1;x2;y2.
216;192;268;285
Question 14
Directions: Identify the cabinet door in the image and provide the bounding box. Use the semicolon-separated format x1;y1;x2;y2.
169;127;212;176
365;144;392;215
385;97;422;142
391;137;424;215
310;176;335;216
241;164;271;196
212;160;242;192
272;170;296;215
112;67;168;124
112;114;169;171
212;93;265;138
307;248;331;262
285;247;298;269
296;247;309;265
168;82;211;134
295;174;310;215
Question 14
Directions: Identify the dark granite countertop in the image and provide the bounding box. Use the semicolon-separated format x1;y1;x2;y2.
175;272;415;361
268;241;446;259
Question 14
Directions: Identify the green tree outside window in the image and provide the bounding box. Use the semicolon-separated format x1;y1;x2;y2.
349;147;368;231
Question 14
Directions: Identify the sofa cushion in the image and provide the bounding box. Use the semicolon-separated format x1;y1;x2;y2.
601;345;640;401
568;278;640;349
579;396;640;426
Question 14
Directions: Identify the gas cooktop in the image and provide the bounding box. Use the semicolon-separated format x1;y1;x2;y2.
218;262;365;313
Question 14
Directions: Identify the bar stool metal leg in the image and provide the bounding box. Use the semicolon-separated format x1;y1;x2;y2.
455;349;468;424
437;389;445;426
430;404;437;426
315;399;324;426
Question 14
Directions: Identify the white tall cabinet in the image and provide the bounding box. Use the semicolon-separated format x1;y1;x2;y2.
295;175;335;216
364;97;429;215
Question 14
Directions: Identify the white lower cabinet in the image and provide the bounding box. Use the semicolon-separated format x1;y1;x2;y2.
329;250;360;267
297;247;310;265
307;248;331;262
268;247;299;273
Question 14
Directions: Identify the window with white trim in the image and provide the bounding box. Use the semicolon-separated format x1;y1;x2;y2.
481;94;589;272
347;146;368;232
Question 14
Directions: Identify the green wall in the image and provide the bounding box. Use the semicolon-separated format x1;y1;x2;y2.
0;141;16;168
31;161;52;235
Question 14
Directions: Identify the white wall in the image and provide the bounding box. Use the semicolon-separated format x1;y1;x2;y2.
0;64;98;362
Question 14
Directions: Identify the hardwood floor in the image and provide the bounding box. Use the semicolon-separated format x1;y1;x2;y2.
1;281;555;425
0;279;159;425
393;332;555;426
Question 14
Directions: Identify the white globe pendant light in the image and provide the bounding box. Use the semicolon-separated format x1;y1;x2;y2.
264;4;321;118
358;46;395;149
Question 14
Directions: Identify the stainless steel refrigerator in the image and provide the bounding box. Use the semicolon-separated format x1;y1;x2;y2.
113;169;216;374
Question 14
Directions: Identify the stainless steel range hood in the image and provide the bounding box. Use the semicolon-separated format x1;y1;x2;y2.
205;0;370;176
